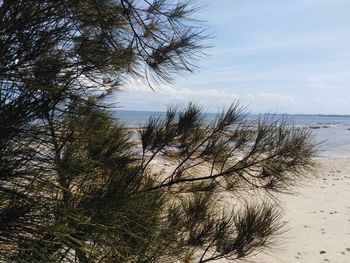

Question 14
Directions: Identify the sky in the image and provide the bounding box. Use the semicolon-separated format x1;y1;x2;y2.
117;0;350;114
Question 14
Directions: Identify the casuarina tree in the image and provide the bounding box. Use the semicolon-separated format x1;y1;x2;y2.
0;1;315;262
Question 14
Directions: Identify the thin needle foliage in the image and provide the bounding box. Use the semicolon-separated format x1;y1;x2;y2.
0;1;315;262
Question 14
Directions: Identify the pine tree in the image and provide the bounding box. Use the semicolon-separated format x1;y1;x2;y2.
0;1;315;262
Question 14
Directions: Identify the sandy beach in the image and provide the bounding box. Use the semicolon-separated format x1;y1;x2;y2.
151;155;350;262
251;157;350;263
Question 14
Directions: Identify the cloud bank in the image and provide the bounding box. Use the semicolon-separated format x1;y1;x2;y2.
113;0;350;115
116;82;295;113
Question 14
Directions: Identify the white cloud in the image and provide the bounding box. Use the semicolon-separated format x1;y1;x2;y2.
113;0;350;115
116;81;295;113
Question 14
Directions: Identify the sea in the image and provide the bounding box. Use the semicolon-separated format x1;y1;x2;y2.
114;110;350;158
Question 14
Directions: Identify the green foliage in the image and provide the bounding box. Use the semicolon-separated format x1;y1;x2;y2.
136;103;314;262
0;97;315;262
0;1;315;262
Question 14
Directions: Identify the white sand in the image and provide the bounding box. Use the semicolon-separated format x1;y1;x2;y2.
152;156;350;262
252;157;350;263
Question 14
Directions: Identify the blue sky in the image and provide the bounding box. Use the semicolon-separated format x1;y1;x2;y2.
117;0;350;114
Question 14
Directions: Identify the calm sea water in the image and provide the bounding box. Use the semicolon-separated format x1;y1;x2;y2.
114;110;350;158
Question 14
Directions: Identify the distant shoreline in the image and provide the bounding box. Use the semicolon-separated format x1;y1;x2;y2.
118;111;350;158
114;109;350;118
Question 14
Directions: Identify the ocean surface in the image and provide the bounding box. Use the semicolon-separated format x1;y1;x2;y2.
114;110;350;158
